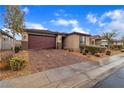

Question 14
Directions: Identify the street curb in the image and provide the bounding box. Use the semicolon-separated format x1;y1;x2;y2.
43;58;124;88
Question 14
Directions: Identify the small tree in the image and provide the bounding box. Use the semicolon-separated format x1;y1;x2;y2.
4;5;25;51
102;32;117;49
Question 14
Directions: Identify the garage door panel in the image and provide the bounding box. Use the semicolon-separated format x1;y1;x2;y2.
28;35;56;49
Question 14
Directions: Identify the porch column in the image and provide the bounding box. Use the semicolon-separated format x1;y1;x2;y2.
56;35;62;49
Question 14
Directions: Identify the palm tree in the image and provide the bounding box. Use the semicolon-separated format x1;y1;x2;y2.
4;5;25;51
102;32;117;49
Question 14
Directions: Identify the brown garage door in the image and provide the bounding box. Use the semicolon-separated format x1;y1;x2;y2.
28;34;56;49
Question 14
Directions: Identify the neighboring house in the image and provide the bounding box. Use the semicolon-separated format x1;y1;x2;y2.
100;40;108;47
22;29;91;51
90;35;102;46
91;35;108;47
0;29;13;50
91;35;124;47
112;40;124;46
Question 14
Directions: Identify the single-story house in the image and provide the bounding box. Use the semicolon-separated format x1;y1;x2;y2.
112;40;124;46
22;29;91;51
0;29;13;50
91;35;109;47
91;35;124;47
90;35;102;46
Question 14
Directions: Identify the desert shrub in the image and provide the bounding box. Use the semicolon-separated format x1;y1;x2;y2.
106;50;111;55
121;49;124;52
82;49;88;55
83;52;87;55
80;45;106;55
120;45;124;49
68;48;73;52
15;46;21;53
86;46;97;55
111;45;124;50
95;53;101;57
9;56;26;71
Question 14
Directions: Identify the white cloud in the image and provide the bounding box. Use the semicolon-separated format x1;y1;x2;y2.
50;19;70;26
69;20;79;26
54;12;60;16
102;9;124;21
54;9;68;17
50;18;88;34
71;26;89;34
59;9;65;13
87;14;97;24
98;21;106;27
50;19;79;27
98;9;124;38
23;7;29;14
25;22;47;30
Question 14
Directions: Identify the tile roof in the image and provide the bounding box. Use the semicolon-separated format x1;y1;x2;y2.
24;29;58;35
24;29;91;36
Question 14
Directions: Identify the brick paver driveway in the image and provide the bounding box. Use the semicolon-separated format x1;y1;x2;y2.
29;49;97;73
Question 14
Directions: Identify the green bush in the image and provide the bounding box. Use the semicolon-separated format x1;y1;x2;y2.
111;45;124;50
95;53;101;57
15;46;21;53
106;50;111;55
80;45;106;55
9;57;26;71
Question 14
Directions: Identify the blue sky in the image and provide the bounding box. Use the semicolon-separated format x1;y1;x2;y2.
0;5;124;39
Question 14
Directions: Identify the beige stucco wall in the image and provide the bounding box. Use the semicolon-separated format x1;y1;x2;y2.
85;36;90;45
64;34;91;51
22;32;28;41
64;34;80;51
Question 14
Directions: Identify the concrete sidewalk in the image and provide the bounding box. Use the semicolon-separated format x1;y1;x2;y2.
0;53;124;88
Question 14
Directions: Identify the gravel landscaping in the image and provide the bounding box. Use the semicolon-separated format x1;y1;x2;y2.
0;49;92;80
0;49;121;80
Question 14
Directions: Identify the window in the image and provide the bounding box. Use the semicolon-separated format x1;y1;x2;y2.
80;36;86;44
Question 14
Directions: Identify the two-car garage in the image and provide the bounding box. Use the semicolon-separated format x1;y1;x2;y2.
28;34;56;49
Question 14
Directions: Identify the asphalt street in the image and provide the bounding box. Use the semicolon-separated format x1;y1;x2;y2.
93;67;124;88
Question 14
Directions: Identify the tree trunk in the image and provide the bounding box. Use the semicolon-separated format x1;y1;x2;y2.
108;40;111;50
12;32;15;52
